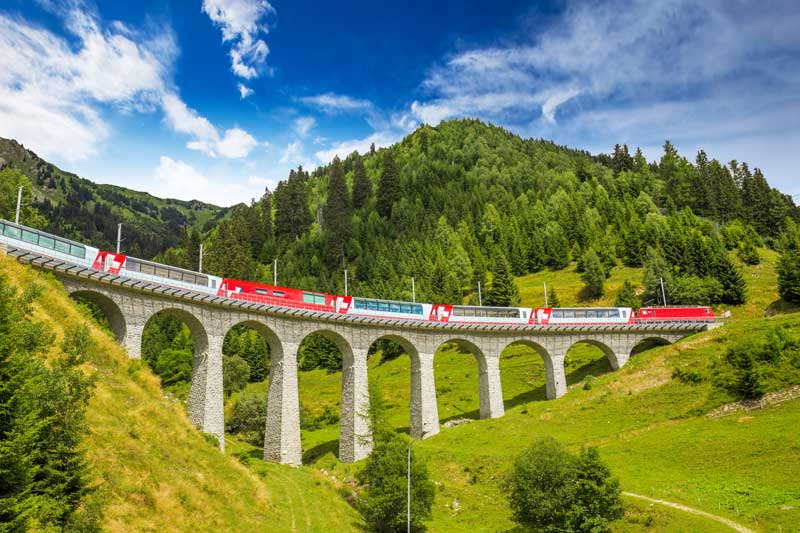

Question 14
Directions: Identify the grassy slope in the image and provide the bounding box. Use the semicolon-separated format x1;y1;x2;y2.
228;248;800;531
0;254;361;532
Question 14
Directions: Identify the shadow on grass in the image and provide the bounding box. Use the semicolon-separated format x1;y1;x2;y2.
566;356;613;387
765;298;800;317
303;438;339;463
503;383;548;412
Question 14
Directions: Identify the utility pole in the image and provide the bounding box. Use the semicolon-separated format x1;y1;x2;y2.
116;223;122;254
344;269;348;296
477;281;482;306
544;282;548;307
407;443;411;533
198;243;204;273
15;186;23;224
273;259;278;286
411;277;416;303
660;277;667;306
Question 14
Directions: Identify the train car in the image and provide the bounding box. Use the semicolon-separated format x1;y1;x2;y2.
222;278;335;312
0;218;99;268
91;250;221;294
636;306;715;323
432;305;536;324
337;295;432;320
536;307;635;326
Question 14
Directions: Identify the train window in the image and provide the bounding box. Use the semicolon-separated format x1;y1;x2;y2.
367;300;379;311
378;301;390;312
54;240;70;254
302;292;315;303
169;269;183;281
142;263;155;276
522;311;527;318
255;289;268;295
3;225;20;239
211;279;217;289
390;303;401;313
618;310;624;318
70;244;85;258
273;291;285;297
574;310;586;318
314;294;326;305
154;267;168;278
22;230;38;244
552;310;562;318
39;235;55;249
125;260;139;272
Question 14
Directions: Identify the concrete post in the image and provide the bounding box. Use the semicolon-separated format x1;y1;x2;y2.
410;352;439;439
478;355;504;419
188;335;225;450
544;354;567;400
264;342;302;465
340;347;372;462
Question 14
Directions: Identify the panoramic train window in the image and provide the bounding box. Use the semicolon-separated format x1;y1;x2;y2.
273;291;285;297
39;235;55;249
3;225;21;239
255;289;268;295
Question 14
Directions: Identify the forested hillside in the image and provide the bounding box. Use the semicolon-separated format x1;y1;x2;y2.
0;138;226;259
188;119;798;309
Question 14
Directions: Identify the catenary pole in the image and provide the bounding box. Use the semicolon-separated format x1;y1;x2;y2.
198;243;204;273
116;223;122;254
544;282;548;307
411;277;415;303
477;281;482;306
660;277;667;306
274;259;278;286
15;186;23;224
344;269;348;296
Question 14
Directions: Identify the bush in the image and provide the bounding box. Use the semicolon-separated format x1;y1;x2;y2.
505;437;623;532
672;367;704;384
226;393;267;445
223;355;250;397
357;435;435;532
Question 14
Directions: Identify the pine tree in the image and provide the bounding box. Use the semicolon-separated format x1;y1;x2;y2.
376;150;401;219
642;247;673;306
486;255;520;306
351;158;372;209
614;280;639;307
777;233;800;303
712;246;747;305
548;287;561;307
324;157;352;266
581;248;605;299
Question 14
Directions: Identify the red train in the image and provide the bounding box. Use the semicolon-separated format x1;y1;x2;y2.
88;250;715;325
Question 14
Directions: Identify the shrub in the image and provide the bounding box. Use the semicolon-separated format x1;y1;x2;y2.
226;393;267;445
357;435;435;532
154;348;192;386
505;437;623;532
672;367;704;384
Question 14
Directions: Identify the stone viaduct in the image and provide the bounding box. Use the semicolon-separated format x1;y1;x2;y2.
6;246;711;465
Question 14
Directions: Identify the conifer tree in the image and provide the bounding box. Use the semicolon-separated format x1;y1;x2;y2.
324;157;352;264
581;248;605;299
777;223;800;303
376;151;400;219
614;280;639;307
642;247;673;306
486;255;520;306
712;246;747;305
548;287;561;307
351;158;372;209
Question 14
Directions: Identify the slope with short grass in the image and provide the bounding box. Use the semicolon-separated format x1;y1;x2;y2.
0;254;361;531
227;249;800;531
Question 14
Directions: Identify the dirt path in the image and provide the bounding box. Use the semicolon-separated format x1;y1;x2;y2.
623;492;754;532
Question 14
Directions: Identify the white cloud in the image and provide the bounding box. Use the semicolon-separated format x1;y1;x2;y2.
162;92;258;158
314;131;399;164
293;116;315;137
202;0;274;82
154;156;210;200
299;92;372;114
238;83;254;99
280;140;304;164
0;9;174;161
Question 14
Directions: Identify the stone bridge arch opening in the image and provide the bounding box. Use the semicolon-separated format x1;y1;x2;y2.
296;328;372;464
69;290;126;342
430;338;489;427
364;334;419;437
564;340;615;388
221;320;279;449
499;339;552;409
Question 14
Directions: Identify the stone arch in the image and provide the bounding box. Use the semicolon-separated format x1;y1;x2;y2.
629;336;673;358
223;319;283;383
500;339;559;402
69;289;126;342
299;327;371;463
568;339;621;371
432;338;504;421
142;307;209;359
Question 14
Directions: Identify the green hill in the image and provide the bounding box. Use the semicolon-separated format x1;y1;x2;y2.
0;137;226;260
0;253;361;531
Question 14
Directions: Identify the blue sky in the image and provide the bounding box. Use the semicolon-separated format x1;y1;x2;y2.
1;0;798;206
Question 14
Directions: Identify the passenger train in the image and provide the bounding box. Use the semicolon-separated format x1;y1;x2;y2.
0;219;716;326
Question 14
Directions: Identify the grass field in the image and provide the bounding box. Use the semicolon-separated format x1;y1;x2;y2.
0;254;362;532
227;249;800;531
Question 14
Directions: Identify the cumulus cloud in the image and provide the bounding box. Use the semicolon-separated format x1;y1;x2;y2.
293;116;315;137
154;156;210;200
238;83;254;99
0;8;174;160
0;4;262;162
202;0;274;81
